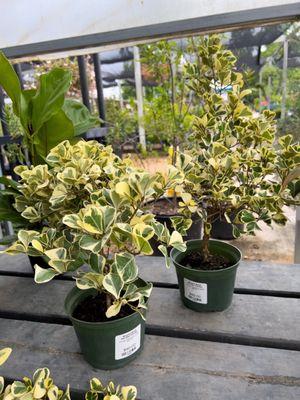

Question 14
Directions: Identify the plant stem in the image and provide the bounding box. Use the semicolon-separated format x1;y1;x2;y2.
202;221;211;262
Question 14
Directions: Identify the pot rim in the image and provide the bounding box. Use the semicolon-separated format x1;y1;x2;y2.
65;281;148;327
170;239;242;273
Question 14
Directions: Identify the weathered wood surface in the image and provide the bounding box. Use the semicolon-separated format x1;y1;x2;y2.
0;253;300;293
0;276;299;347
0;319;299;400
0;254;300;399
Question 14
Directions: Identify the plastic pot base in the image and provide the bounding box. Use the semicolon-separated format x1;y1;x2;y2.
65;286;147;369
171;239;241;312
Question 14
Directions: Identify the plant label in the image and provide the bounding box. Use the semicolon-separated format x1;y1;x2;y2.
184;278;207;304
115;324;141;360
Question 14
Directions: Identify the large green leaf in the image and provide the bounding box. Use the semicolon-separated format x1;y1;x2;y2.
31;68;72;132
19;89;36;133
33;109;74;164
0;193;27;224
0;52;21;115
63;99;99;136
0;176;20;191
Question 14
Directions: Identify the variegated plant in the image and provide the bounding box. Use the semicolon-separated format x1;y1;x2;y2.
0;368;70;400
0;350;70;400
12;140;131;227
4;140;186;318
86;378;136;400
0;349;137;400
175;35;300;262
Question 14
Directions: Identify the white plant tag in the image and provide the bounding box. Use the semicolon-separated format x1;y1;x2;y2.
115;324;141;360
184;278;207;304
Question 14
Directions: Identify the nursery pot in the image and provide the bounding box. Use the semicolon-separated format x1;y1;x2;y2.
171;239;241;312
65;286;147;369
28;255;49;271
211;215;244;240
148;199;202;256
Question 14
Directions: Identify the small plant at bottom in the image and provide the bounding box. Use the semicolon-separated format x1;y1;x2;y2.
0;349;137;400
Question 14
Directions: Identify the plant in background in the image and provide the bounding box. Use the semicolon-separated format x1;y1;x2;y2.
141;40;193;165
0;52;99;166
1;104;27;165
105;99;138;155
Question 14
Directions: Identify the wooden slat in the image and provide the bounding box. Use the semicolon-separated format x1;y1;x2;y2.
0;319;299;400
1;253;299;293
0;276;299;347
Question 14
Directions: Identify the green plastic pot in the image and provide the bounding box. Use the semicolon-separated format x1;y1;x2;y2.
170;239;241;312
65;286;147;369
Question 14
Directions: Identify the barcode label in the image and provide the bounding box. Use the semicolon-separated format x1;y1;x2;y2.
184;278;207;304
115;324;141;360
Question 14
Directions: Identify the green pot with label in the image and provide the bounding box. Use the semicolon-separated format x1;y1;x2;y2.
170;239;241;312
65;286;147;369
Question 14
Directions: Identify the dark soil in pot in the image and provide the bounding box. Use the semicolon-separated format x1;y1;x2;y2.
181;251;231;270
73;292;136;322
171;239;241;312
147;198;202;256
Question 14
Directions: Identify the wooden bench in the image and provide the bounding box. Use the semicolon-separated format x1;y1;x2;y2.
0;254;299;399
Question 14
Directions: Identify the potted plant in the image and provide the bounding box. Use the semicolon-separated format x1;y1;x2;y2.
3;140;186;369
141;41;202;254
0;348;137;400
170;35;300;312
0;52;100;256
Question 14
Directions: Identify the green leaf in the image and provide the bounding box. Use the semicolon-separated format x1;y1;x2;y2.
0;176;20;191
106;301;123;318
48;385;59;400
33;109;74;164
240;210;256;223
158;244;170;268
79;235;103;253
103;272;123;298
89;254;106;273
34;265;59;283
85;391;98;400
0;376;4;395
114;253;138;283
63;99;99;136
0;193;27;224
89;378;103;392
170;216;193;236
0;52;21;115
11;381;28;397
0;347;12;366
31;68;72;132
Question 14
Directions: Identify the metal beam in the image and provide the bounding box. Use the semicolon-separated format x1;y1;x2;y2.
13;64;24;89
281;36;288;120
133;46;146;150
0;87;9;136
2;3;299;59
77;55;91;111
92;53;106;125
